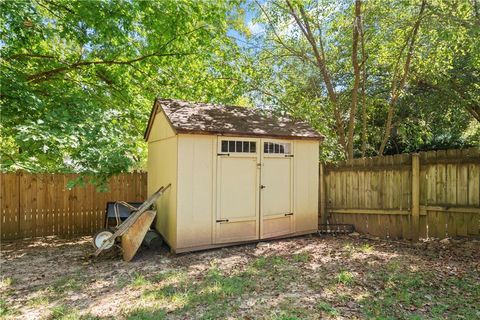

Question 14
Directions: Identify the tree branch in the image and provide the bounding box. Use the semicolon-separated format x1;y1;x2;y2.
24;25;207;83
6;53;56;61
285;0;347;153
254;0;315;66
26;52;194;83
378;0;427;155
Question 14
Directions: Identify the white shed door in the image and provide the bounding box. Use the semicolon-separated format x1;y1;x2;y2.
260;140;294;239
215;138;260;244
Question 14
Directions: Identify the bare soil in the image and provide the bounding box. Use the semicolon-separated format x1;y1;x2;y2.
1;234;479;319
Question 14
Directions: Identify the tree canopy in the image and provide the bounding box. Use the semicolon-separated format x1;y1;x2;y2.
1;0;245;184
1;0;479;181
240;0;479;159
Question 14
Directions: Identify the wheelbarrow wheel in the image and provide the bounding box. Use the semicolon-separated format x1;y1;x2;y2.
92;229;115;250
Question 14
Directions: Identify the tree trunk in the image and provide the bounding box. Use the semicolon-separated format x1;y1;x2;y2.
378;0;427;155
286;0;347;155
360;15;368;157
347;0;362;159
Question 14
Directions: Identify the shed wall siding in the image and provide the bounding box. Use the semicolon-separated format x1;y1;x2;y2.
176;134;215;249
148;111;176;141
148;136;177;249
293;140;319;232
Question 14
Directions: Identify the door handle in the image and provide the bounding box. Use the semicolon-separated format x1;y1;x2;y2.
284;213;293;216
216;219;229;223
260;185;266;189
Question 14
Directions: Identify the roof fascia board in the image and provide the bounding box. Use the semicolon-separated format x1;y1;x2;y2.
176;130;324;141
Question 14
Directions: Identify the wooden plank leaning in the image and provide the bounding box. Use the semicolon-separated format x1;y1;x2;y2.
93;183;171;257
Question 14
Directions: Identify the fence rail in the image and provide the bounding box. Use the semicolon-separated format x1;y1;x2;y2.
0;172;147;240
2;148;479;241
319;148;480;239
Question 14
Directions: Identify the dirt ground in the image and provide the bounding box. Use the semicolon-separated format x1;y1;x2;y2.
1;234;479;320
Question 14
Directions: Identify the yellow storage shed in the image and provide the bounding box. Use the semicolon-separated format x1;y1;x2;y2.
144;98;323;253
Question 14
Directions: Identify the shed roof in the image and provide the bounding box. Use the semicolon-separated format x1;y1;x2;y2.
144;98;323;141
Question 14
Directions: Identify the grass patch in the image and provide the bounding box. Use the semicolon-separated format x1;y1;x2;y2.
49;305;79;320
252;257;267;268
360;243;373;253
131;273;151;288
248;256;302;294
292;252;311;263
271;314;302;320
386;260;401;272
149;270;188;284
141;266;254;317
342;243;355;257
251;255;286;269
0;277;14;288
361;270;480;319
28;295;50;307
115;277;130;289
202;267;251;298
50;269;87;295
51;276;84;294
316;301;339;317
0;299;11;317
336;270;354;285
276;299;309;319
127;307;166;320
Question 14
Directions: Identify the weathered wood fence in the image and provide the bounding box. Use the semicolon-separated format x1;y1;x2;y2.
2;148;478;241
0;172;147;240
319;148;480;240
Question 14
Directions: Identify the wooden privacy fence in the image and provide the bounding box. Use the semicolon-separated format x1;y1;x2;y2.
0;172;147;240
319;148;480;240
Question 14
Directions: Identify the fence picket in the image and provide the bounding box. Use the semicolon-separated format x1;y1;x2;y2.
2;148;479;241
324;148;479;240
0;172;147;240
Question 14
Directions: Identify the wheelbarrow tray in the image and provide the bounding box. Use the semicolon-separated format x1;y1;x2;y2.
121;210;156;261
93;184;171;258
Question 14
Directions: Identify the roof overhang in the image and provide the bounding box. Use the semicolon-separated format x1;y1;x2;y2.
174;129;324;141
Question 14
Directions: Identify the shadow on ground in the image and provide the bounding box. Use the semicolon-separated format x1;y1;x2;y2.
1;234;479;319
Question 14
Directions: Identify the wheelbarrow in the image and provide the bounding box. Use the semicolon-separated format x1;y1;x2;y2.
92;184;171;261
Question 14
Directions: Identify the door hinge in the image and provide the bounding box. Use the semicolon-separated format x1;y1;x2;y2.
217;153;230;156
284;154;294;158
284;213;294;216
216;219;229;223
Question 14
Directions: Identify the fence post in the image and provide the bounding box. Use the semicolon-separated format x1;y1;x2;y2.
319;163;327;224
411;154;420;241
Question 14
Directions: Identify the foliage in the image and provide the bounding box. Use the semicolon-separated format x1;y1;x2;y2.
1;0;246;184
1;0;478;179
239;0;480;159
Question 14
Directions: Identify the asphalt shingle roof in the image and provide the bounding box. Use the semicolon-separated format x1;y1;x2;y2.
145;98;323;141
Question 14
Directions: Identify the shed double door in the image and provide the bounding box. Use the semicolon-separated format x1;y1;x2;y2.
215;138;294;244
260;140;294;239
